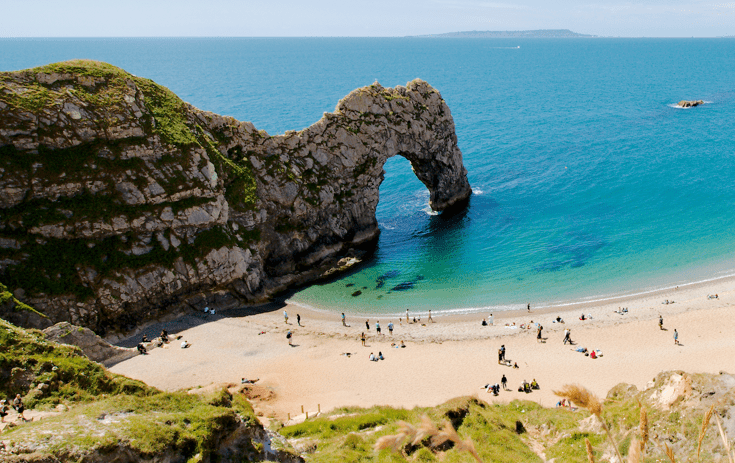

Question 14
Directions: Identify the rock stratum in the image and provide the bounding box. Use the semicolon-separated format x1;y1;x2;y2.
0;60;471;334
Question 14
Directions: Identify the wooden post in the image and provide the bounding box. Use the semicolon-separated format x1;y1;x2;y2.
288;413;290;421
306;411;309;419
318;404;321;413
301;405;304;413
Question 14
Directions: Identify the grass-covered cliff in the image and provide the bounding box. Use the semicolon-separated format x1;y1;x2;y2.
0;60;470;335
0;317;300;462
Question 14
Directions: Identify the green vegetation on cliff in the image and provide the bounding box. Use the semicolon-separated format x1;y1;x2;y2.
0;317;269;462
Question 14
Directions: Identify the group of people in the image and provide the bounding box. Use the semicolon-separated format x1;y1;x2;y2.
369;352;385;361
0;395;26;422
364;320;394;335
517;379;540;393
136;329;188;354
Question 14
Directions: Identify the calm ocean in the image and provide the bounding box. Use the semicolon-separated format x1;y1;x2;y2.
2;38;734;316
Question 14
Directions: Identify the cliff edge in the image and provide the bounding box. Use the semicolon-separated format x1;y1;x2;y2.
0;60;471;334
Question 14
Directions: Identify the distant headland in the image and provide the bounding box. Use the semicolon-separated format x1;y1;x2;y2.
413;29;596;38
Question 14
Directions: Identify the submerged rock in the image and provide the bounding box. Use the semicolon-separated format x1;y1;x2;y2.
379;270;401;280
351;290;363;297
391;282;415;291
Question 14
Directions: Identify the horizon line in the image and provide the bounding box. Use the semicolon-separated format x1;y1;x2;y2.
0;35;733;39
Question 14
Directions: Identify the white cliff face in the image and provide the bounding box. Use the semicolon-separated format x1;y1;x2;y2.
0;61;470;334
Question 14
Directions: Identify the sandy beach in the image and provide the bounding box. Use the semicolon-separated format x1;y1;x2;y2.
110;276;735;424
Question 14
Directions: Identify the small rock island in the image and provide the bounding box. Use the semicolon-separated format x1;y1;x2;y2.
0;60;471;334
677;100;704;108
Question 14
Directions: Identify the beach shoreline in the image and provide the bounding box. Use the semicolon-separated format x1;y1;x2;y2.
109;273;735;425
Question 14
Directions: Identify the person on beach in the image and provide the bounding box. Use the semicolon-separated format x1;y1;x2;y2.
400;340;406;348
659;315;664;330
369;352;376;361
428;310;434;322
527;303;531;312
284;311;288;324
137;343;147;355
406;309;409;322
160;329;169;343
482;319;487;326
388;322;393;335
13;394;25;421
365;319;370;330
489;313;493;325
376;321;382;334
361;332;366;346
674;329;679;345
297;314;301;326
563;329;571;345
181;340;190;348
287;330;293;346
500;344;506;361
342;313;347;326
378;351;384;360
537;325;543;342
0;399;8;423
501;374;507;390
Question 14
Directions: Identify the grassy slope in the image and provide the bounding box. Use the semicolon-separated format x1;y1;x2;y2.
0;317;265;461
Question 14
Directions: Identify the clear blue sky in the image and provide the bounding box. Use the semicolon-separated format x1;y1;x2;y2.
2;0;734;37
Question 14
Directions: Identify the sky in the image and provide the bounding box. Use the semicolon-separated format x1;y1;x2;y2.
1;0;734;38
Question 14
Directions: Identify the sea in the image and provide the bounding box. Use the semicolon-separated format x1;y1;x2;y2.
1;38;734;317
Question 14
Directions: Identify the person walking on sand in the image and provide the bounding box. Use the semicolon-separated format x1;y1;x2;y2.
376;321;381;335
13;394;25;421
406;309;409;323
284;311;288;324
297;314;301;326
501;374;508;390
342;312;347;326
361;332;366;346
563;328;571;345
659;315;663;330
527;303;531;312
537;325;543;342
428;310;434;322
674;329;679;345
388;322;393;335
500;344;506;362
365;319;370;330
287;330;293;346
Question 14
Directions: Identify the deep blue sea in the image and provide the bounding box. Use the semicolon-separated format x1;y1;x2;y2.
2;38;735;316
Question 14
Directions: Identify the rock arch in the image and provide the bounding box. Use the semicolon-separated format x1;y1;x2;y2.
0;62;471;331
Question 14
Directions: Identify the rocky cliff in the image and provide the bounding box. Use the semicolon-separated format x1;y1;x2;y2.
0;60;471;334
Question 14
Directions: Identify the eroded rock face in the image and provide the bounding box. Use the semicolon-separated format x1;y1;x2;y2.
0;60;471;334
43;322;137;366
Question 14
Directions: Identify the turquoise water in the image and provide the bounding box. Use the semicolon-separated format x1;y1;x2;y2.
2;38;735;315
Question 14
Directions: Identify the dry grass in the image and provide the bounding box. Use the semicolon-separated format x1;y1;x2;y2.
554;384;622;463
697;404;714;459
585;438;596;462
714;413;735;463
374;414;483;462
